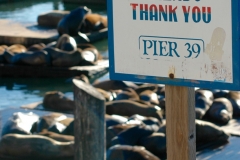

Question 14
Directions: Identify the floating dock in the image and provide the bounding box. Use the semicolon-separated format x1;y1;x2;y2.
0;20;58;46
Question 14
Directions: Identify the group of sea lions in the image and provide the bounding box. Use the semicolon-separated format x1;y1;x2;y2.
0;34;101;67
0;112;75;159
0;78;237;159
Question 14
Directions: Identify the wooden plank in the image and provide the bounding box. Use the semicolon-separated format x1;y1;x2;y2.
165;85;196;160
0;60;109;78
0;20;58;46
73;79;105;160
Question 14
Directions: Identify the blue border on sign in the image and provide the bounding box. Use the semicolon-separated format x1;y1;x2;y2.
107;0;240;91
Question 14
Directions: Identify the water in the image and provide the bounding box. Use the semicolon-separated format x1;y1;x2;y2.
0;0;109;110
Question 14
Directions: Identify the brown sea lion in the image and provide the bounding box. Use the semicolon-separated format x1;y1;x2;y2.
106;100;163;123
227;91;240;117
2;112;39;136
80;48;101;66
0;134;74;159
107;145;160;160
59;117;74;126
111;124;156;147
196;119;230;149
57;6;91;36
11;50;51;66
128;114;162;128
203;98;233;125
211;89;229;99
7;44;27;53
106;114;128;128
116;88;140;101
43;91;75;111
195;96;211;111
38;130;74;142
62;120;74;136
138;133;166;159
93;80;137;91
36;113;67;133
195;89;214;106
96;88;116;102
28;43;46;51
55;34;77;52
158;120;230;149
79;14;107;33
0;45;7;63
134;84;159;94
195;107;205;119
44;47;82;67
107;124;137;149
2;44;27;63
139;90;159;105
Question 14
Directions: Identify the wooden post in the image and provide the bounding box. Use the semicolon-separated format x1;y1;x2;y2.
165;85;196;160
73;79;105;160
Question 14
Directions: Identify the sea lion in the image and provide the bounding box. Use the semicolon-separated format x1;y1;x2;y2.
28;43;46;51
11;50;51;66
227;91;240;117
62;120;74;136
139;90;159;105
38;130;74;142
105;114;128;128
134;84;158;95
93;80;137;91
2;44;27;63
43;91;75;111
195;107;205;119
36;113;67;133
211;89;229;99
79;47;99;65
96;88;116;102
111;124;155;147
138;133;167;159
158;120;230;148
195;96;211;111
196;119;230;149
2;112;39;136
44;47;82;67
79;14;107;33
116;88;140;101
107;145;160;160
0;134;74;159
7;44;27;53
107;124;137;149
203;98;233;125
55;34;77;52
57;6;91;36
106;100;163;123
46;41;57;48
0;46;5;63
128;114;162;128
0;45;7;62
195;89;214;106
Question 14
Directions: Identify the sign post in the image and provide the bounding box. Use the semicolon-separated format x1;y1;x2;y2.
108;0;240;159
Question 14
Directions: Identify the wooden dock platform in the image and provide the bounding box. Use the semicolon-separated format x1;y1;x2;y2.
0;59;109;79
0;20;58;46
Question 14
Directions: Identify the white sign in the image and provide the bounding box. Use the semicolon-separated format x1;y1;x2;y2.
108;0;240;90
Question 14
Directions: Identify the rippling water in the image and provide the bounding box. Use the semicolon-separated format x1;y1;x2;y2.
0;0;109;110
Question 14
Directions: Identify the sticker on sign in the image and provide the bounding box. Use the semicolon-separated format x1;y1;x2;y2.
107;0;240;90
